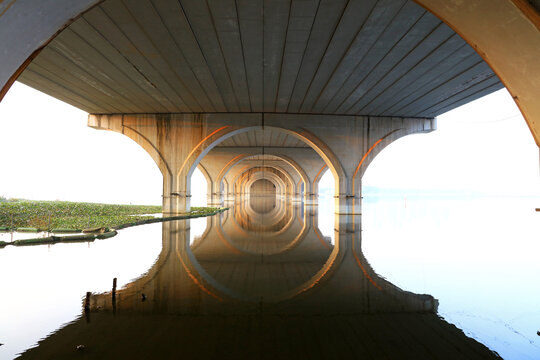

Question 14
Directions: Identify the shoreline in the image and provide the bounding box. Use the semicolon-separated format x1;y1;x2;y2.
0;208;228;249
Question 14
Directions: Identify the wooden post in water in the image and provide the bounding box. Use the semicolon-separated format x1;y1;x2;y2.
112;278;117;314
84;292;91;313
112;277;117;300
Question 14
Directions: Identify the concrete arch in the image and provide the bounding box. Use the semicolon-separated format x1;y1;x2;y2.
351;126;423;194
0;0;101;102
414;0;540;146
248;178;278;196
236;198;290;230
244;175;284;196
242;165;297;196
110;122;174;203
196;162;212;201
223;202;311;256
222;199;291;242
238;171;287;197
217;153;309;195
234;167;287;194
184;125;346;199
313;164;329;193
239;176;282;196
233;166;294;197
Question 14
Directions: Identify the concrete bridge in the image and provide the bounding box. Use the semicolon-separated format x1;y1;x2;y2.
1;0;539;214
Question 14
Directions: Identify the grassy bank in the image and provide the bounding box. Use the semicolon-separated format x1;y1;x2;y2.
0;199;218;232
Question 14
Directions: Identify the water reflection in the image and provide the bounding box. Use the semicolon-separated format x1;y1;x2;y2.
18;197;498;359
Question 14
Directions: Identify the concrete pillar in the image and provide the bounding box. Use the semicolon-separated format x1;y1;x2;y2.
334;177;361;216
263;114;435;215
89;113;434;215
207;181;224;207
88;113;261;213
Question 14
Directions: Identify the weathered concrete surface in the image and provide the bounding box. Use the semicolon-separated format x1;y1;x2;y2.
0;0;99;101
13;0;502;119
199;147;323;203
90;113;433;214
204;147;327;202
1;0;539;147
222;160;302;199
414;0;540;146
235;167;293;198
1;0;538;217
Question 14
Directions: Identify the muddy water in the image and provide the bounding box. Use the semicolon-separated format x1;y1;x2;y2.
0;196;538;359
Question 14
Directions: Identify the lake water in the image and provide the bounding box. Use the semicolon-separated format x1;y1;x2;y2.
0;195;538;359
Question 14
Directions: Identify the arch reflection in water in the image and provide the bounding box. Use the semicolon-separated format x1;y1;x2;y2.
19;198;499;359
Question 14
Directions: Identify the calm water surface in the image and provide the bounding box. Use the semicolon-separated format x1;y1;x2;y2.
0;195;538;359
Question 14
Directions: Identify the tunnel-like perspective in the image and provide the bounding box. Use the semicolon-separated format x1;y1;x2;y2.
4;0;537;358
6;0;522;215
250;179;276;197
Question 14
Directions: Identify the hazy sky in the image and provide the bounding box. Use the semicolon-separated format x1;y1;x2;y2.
362;89;539;196
0;82;538;205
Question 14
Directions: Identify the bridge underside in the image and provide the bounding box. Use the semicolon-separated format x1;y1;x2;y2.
4;0;518;214
1;2;536;357
17;0;502;117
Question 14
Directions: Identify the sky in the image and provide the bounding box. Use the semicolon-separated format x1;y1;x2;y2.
0;82;538;206
362;89;539;196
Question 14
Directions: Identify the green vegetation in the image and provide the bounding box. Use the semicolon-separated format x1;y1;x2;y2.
0;199;220;232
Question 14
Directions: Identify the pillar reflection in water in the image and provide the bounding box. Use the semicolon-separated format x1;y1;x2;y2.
19;197;498;359
87;197;435;313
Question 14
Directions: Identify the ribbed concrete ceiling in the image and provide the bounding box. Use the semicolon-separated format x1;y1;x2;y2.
217;128;309;147
18;0;503;117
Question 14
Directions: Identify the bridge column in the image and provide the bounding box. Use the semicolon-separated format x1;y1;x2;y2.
224;181;236;202
88;114;195;214
264;114;436;215
303;180;318;205
207;182;224;207
88;113;261;213
206;184;224;207
89;113;434;215
293;182;304;202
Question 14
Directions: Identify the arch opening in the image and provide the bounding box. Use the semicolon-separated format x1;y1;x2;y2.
186;126;343;201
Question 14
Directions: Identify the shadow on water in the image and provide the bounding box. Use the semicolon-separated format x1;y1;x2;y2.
19;196;499;359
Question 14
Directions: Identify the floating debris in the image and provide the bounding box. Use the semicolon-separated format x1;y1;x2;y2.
76;344;85;351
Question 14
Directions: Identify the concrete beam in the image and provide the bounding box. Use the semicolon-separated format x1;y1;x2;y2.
89;112;433;214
